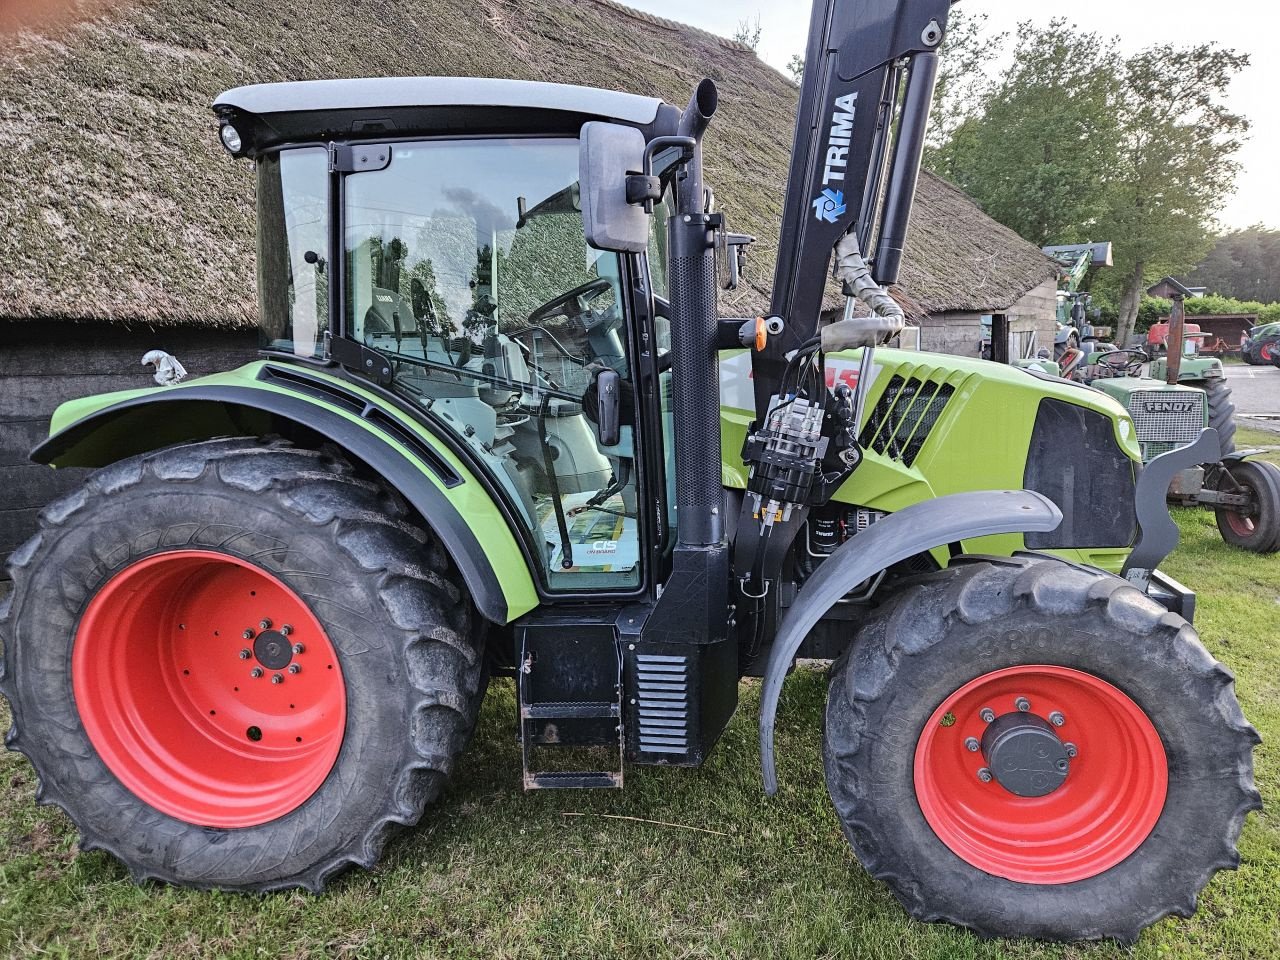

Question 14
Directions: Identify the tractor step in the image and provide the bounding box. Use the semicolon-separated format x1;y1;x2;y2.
524;771;623;790
517;616;625;790
521;701;619;720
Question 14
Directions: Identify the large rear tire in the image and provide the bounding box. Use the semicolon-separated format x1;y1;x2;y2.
824;555;1259;943
1214;459;1280;554
1196;377;1237;458
0;438;486;891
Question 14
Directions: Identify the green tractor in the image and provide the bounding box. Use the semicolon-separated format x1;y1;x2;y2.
0;0;1260;944
1242;320;1280;366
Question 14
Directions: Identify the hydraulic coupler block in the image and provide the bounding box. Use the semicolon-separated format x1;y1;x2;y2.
742;395;828;529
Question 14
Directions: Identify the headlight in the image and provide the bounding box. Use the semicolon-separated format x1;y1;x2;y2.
219;124;243;154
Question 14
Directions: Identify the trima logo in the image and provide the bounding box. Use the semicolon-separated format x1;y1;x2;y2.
812;188;846;223
811;91;859;223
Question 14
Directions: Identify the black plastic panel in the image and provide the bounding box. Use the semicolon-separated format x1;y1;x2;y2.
1024;399;1137;549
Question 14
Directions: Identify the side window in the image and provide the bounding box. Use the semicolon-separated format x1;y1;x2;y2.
344;138;641;593
257;148;329;358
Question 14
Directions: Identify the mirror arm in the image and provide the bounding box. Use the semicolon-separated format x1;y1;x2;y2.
626;136;696;213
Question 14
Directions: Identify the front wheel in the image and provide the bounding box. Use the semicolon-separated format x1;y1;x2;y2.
824;555;1260;942
1;438;486;891
1214;459;1280;553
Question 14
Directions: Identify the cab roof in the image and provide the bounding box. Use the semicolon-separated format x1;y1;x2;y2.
214;77;678;157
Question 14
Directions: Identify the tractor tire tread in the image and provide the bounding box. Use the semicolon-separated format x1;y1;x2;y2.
824;553;1259;943
1;437;485;893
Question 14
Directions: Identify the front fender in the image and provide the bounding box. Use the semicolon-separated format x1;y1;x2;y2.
32;362;540;624
758;489;1062;795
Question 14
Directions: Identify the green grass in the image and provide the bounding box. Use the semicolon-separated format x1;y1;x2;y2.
2;516;1278;959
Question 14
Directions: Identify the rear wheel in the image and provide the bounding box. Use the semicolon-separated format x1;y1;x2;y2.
824;555;1259;942
1260;340;1278;364
1214;459;1280;554
1053;332;1078;363
0;438;486;890
1195;378;1237;458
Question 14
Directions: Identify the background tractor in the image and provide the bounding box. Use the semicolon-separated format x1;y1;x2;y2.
1042;241;1113;365
0;0;1259;945
1242;320;1280;365
1051;289;1280;553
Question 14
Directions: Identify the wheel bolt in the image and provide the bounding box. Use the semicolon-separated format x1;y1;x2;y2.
238;648;251;660
250;667;264;678
1064;742;1078;758
291;643;305;655
271;673;284;685
288;664;301;675
1056;758;1069;772
260;619;272;630
281;624;293;636
964;737;979;752
1015;697;1031;712
977;767;993;783
1048;711;1065;727
979;707;996;723
243;629;255;640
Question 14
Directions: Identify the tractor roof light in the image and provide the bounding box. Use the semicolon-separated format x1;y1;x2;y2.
219;123;243;155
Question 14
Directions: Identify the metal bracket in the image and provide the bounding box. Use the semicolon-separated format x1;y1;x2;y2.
1121;428;1221;589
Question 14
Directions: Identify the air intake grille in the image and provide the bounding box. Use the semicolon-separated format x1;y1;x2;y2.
1126;389;1206;462
635;653;689;755
860;375;955;466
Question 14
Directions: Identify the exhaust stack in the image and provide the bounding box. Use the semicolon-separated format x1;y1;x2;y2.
668;79;723;548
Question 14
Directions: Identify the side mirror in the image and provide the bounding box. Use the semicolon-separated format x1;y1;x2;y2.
580;122;649;253
410;277;430;322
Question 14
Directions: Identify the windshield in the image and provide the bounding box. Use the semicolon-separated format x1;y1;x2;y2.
344;138;640;592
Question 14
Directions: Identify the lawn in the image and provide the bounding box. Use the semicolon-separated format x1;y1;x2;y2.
2;510;1278;958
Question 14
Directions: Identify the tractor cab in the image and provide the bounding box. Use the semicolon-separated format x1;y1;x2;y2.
218;78;685;595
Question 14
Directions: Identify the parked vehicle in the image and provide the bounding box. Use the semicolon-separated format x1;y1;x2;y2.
1;0;1259;945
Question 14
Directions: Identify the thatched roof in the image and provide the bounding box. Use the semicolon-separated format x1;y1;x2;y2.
0;0;1053;329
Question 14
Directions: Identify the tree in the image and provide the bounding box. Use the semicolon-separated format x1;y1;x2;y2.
1093;43;1250;347
786;53;804;85
924;11;1004;159
1190;226;1280;303
928;20;1124;245
733;14;761;52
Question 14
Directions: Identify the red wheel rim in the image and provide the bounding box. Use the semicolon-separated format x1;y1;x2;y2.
73;551;346;828
1262;342;1275;362
914;665;1167;884
1225;509;1256;536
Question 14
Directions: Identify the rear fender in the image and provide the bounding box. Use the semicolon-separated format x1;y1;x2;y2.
32;364;539;624
758;489;1062;795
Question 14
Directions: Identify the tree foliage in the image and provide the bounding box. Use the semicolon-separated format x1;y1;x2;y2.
925;20;1249;348
929;20;1122;246
1190;226;1280;302
1092;43;1250;346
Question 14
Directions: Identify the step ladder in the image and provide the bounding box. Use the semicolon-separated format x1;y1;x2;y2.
518;634;624;790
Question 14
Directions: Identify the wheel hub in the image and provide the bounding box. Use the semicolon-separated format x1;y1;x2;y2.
980;711;1069;797
253;629;294;670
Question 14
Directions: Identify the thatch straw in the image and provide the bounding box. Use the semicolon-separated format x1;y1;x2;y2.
0;0;1052;329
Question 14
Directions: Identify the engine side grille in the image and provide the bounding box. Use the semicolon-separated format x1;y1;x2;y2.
860;375;955;466
1126;389;1206;462
634;653;689;755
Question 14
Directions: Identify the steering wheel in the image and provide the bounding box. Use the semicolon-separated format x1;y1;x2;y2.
527;277;613;326
1094;347;1148;377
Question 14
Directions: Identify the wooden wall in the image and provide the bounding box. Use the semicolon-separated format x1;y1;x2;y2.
1;322;257;567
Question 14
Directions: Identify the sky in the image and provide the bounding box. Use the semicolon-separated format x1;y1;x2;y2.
626;0;1278;232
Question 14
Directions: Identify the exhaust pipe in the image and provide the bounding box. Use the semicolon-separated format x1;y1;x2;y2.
669;78;722;548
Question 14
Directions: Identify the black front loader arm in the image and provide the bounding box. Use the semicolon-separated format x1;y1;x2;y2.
754;0;951;415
